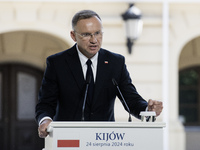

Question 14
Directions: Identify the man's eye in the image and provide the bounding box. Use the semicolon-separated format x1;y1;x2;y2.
82;33;91;37
95;31;100;35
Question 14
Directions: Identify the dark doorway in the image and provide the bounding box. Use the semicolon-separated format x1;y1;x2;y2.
179;67;200;126
0;64;44;150
179;66;200;150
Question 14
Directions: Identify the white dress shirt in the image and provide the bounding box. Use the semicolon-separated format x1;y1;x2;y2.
76;44;98;82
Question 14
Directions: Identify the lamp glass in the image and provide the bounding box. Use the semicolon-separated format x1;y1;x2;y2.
125;19;143;40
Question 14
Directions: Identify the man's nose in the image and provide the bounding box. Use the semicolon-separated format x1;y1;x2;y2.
89;34;97;43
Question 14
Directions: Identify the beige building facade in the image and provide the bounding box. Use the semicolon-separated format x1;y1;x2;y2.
1;0;200;150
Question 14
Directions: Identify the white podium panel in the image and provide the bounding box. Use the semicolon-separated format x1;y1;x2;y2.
44;122;165;150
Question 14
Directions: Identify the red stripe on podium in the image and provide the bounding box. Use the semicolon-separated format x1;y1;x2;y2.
57;140;80;147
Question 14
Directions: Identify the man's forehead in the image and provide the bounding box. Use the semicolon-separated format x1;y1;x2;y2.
75;17;102;32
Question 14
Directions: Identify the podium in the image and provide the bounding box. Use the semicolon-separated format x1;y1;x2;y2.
43;121;165;150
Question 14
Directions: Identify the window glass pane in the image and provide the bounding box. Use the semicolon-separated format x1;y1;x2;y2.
180;107;198;124
17;72;36;120
0;73;2;119
179;69;198;86
179;89;198;104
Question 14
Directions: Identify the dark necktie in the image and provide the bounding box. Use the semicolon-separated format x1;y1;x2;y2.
86;59;94;103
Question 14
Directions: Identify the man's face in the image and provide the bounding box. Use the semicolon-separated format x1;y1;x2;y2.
70;16;103;58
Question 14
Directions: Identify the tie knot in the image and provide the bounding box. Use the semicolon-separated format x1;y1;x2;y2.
86;59;92;66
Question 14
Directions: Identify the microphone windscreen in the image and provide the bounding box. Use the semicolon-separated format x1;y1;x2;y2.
86;75;91;84
112;78;118;86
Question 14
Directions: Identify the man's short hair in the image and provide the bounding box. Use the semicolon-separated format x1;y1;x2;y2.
72;10;101;30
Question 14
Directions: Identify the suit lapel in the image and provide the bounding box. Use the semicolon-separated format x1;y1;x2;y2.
64;45;85;90
64;46;110;105
93;49;109;104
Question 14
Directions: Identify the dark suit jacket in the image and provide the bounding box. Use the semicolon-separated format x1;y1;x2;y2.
35;44;147;123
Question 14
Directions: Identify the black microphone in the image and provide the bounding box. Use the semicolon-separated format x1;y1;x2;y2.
112;78;132;122
81;76;91;121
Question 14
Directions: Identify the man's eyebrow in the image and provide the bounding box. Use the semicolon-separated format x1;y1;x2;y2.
82;30;101;33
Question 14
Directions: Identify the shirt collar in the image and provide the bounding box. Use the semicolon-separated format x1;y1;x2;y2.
76;44;98;67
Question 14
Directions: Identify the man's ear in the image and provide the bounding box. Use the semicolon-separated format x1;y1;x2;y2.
70;31;77;42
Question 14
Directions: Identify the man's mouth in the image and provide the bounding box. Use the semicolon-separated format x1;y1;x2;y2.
89;45;98;50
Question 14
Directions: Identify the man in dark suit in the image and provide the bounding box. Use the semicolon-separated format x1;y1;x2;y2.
36;10;163;138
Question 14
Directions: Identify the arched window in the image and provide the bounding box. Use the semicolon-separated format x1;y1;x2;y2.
179;67;200;126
